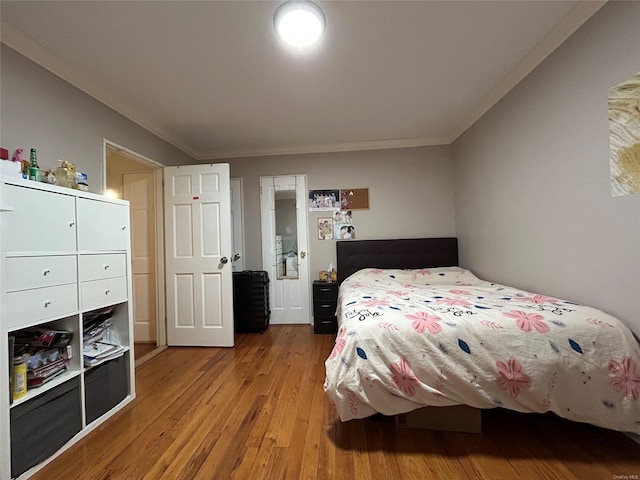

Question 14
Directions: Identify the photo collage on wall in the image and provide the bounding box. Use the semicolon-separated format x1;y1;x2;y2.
310;188;368;240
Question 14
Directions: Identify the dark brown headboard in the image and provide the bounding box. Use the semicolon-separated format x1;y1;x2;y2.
336;237;458;283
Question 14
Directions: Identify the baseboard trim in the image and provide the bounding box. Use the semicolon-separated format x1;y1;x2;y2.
135;345;168;367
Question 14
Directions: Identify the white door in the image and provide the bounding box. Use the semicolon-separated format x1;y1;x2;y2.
230;178;245;272
260;175;310;324
123;172;157;343
164;164;234;347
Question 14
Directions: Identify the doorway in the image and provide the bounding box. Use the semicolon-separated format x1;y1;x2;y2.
260;175;311;324
104;140;166;364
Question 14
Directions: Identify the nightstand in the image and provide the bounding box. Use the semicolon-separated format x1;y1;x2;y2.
313;281;339;334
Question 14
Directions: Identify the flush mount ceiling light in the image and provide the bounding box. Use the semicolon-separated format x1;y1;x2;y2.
274;0;326;48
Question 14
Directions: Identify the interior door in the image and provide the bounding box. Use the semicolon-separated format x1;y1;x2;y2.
260;175;310;324
122;172;157;343
164;164;234;347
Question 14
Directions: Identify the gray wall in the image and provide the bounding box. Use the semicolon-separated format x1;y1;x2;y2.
453;1;640;333
227;145;456;279
0;44;194;193
0;43;456;301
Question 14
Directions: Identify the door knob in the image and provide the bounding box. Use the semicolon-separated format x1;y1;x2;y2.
300;251;306;259
220;256;229;264
232;253;241;261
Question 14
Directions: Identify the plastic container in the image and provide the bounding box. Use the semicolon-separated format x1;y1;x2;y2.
12;356;27;401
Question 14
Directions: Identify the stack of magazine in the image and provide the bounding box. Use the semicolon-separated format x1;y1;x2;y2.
83;341;125;367
83;306;125;367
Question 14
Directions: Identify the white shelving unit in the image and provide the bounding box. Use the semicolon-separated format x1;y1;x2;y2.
0;175;136;479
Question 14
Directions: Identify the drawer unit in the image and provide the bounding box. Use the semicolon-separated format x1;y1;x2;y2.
313;281;338;334
6;255;77;292
5;283;79;330
79;253;127;282
0;176;135;480
81;276;128;311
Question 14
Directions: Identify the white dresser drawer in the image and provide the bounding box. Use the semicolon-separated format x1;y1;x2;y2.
3;184;77;253
6;255;77;292
5;283;79;330
79;254;127;282
81;277;127;311
77;198;129;251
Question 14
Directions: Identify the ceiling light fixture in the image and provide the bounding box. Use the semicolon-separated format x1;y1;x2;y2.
273;0;326;48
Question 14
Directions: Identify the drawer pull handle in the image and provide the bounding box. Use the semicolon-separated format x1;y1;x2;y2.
121;226;127;231
44;301;51;308
320;304;333;308
43;269;51;276
104;265;110;270
69;221;75;227
319;288;331;292
105;289;110;295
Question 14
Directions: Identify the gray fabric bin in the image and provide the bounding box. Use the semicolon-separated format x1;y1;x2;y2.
84;356;128;424
10;376;82;478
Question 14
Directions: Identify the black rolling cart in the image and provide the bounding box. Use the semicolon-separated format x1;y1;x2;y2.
233;271;271;333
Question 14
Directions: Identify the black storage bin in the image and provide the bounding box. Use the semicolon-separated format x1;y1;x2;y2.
233;270;270;333
10;377;82;478
85;356;128;424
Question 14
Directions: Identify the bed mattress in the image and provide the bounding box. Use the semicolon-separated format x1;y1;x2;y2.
324;267;640;434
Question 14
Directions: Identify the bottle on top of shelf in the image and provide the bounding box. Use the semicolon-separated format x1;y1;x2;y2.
28;148;40;182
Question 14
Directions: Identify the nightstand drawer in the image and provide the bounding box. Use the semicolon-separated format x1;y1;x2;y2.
313;283;338;302
314;317;337;334
313;301;337;319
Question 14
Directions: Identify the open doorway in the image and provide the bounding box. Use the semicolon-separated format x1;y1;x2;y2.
104;140;166;365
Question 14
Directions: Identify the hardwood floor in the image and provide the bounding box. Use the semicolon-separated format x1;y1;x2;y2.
134;342;157;360
32;325;640;480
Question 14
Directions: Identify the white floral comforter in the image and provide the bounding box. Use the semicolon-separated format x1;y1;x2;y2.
323;268;640;434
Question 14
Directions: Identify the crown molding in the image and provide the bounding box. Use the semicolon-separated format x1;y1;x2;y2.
449;0;607;142
195;136;452;161
1;21;449;160
0;21;199;159
2;1;606;160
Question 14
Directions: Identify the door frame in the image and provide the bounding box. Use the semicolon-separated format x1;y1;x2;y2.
102;139;166;348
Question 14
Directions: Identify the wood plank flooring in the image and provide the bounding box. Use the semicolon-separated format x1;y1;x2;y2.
32;325;640;480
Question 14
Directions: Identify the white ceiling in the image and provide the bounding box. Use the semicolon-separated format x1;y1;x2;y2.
0;1;605;160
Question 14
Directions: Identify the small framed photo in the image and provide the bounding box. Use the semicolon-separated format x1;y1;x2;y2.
317;217;333;240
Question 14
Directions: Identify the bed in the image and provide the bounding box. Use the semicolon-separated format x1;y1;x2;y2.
323;238;640;434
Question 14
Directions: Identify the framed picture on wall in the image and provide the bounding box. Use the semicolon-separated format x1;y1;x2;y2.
308;189;340;211
317;217;333;240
